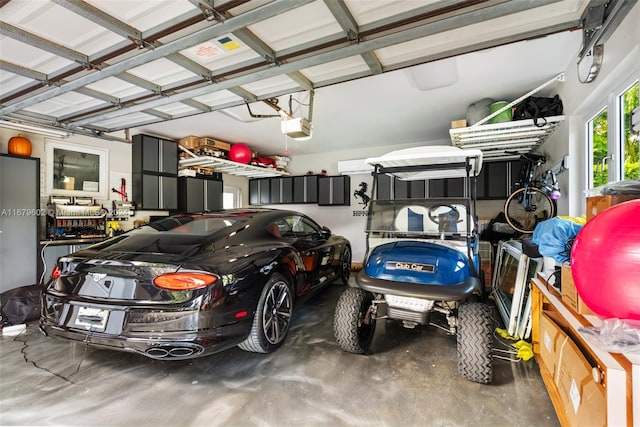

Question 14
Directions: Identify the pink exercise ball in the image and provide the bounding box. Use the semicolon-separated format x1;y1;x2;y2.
570;199;640;322
229;143;252;164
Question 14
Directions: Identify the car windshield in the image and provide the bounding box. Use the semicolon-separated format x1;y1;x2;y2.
130;215;240;236
366;198;472;237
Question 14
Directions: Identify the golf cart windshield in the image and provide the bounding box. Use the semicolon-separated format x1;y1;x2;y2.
366;198;472;238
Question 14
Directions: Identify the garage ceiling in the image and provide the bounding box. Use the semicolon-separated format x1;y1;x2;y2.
0;0;600;157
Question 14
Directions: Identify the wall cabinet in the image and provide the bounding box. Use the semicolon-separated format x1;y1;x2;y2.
249;175;353;206
0;154;40;293
318;175;351;206
476;159;520;199
178;176;223;213
293;175;318;204
132;134;179;210
375;160;518;200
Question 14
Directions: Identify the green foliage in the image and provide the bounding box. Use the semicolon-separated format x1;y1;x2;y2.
591;82;639;185
623;83;639;180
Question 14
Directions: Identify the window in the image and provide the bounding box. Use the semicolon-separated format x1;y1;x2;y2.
621;82;639;180
587;80;639;187
45;140;108;199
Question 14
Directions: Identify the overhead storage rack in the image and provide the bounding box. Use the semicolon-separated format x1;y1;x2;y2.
449;115;565;160
450;73;565;160
179;146;289;178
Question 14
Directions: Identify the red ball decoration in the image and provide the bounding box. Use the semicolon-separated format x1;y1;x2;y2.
571;199;640;322
229;143;252;164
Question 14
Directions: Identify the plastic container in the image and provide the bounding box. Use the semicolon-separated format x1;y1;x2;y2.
489;101;512;124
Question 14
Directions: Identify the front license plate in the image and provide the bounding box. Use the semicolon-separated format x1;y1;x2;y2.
75;306;109;330
385;295;433;311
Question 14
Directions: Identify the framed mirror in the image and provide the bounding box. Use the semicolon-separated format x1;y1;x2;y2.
45;140;108;199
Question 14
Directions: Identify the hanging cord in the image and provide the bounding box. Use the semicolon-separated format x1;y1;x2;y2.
39;240;51;285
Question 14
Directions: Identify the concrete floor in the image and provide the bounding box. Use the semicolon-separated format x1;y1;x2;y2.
0;281;559;427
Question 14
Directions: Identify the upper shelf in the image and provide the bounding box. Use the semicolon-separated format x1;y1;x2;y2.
179;147;289;178
449;115;565;160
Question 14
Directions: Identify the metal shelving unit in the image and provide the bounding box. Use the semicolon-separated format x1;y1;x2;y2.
449;115;565;160
449;73;565;160
179;146;289;178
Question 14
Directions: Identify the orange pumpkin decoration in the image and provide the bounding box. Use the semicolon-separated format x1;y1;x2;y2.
8;134;32;157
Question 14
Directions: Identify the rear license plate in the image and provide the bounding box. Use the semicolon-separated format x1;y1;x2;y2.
75;306;109;330
385;295;433;311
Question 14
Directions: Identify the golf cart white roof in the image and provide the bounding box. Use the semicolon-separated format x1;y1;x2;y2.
365;146;483;180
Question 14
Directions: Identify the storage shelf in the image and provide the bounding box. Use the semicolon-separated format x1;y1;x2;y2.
179;146;289;178
450;116;565;160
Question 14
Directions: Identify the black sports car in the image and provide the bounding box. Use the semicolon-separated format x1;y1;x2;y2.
40;209;351;359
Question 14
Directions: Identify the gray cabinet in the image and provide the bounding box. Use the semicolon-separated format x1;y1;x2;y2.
476;160;520;199
318;175;350;206
132;134;178;210
249;175;318;205
178;177;223;212
0;154;40;292
375;160;518;200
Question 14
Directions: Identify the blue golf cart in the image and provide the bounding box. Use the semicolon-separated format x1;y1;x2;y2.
333;146;493;384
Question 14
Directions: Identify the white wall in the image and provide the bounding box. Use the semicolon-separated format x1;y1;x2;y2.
542;2;639;217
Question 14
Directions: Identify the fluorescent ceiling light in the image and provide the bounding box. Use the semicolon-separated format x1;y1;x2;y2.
0;120;70;139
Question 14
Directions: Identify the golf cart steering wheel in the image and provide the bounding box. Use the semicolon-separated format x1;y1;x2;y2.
428;204;461;233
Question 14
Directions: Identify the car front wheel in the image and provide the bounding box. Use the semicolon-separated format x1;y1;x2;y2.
333;287;375;354
238;273;293;353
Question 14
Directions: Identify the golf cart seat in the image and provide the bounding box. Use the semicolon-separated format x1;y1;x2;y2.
394;205;467;234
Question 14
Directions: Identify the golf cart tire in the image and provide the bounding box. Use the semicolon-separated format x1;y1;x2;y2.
457;302;493;384
333;288;376;354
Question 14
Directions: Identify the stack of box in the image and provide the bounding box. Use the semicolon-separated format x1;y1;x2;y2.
538;310;606;425
586;194;640;220
178;135;231;159
560;263;593;316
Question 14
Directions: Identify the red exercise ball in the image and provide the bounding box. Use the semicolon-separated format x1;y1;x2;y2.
570;199;640;322
229;143;252;164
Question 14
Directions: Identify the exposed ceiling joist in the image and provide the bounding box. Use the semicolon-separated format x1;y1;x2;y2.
0;0;315;116
64;0;565;130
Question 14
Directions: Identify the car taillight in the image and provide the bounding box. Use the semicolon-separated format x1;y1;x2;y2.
51;265;61;279
153;273;217;290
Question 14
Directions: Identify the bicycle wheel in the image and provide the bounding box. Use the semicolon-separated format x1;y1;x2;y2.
503;186;556;233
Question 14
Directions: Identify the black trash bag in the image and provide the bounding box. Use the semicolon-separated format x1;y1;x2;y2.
513;95;563;127
0;284;41;325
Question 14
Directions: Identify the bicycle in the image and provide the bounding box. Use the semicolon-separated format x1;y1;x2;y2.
503;152;561;234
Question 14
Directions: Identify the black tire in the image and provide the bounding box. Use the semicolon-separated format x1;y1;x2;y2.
333;287;375;354
504;186;556;234
238;273;293;353
338;246;352;286
457;302;493;384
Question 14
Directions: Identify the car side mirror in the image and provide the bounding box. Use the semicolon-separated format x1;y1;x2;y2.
320;226;331;239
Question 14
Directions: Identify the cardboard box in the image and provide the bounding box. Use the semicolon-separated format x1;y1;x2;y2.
561;263;593;316
540;309;606;426
555;334;606;426
479;240;492;291
539;310;567;379
451;119;467;129
586;194;639;220
178;135;201;149
199;137;231;152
